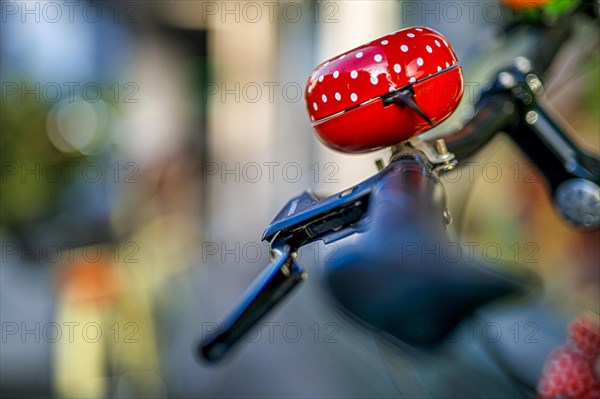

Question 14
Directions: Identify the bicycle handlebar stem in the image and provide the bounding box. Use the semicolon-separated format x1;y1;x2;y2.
447;59;600;229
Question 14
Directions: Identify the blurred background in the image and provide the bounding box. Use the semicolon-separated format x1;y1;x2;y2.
1;0;598;398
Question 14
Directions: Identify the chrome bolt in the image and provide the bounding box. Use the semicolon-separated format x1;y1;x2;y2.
434;159;458;174
435;138;449;155
521;93;533;105
515;57;532;73
526;74;544;95
525;111;538;124
498;72;516;88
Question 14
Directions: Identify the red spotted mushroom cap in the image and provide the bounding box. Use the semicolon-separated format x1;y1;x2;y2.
305;26;463;153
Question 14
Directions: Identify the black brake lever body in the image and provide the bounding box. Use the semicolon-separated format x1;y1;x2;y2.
198;140;454;361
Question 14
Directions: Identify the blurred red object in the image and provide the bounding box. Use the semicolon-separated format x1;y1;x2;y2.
538;312;600;399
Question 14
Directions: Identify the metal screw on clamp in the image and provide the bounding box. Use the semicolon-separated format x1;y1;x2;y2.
432;139;458;173
435;138;449;155
407;137;457;174
514;57;533;74
526;74;544;96
498;72;516;89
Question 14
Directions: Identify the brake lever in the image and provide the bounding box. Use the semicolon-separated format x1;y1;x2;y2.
199;171;374;362
198;180;371;362
198;140;457;361
200;244;305;361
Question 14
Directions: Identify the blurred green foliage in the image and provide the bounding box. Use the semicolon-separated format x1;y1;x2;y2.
0;87;85;229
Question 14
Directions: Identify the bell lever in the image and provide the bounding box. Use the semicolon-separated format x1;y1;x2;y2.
387;89;436;127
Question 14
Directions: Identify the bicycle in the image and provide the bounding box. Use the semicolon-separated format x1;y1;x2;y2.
198;1;599;397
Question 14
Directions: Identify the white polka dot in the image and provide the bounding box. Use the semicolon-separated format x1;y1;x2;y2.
333;71;339;78
374;54;383;62
324;61;329;66
415;28;423;31
308;86;312;93
350;70;358;79
356;51;363;58
381;40;389;45
452;60;456;65
437;66;442;72
313;102;318;111
370;76;378;85
339;54;345;60
435;40;441;47
401;45;408;52
321;94;327;103
389;87;396;92
393;63;401;73
318;75;324;82
409;77;416;83
335;92;341;101
311;116;315;121
416;57;424;66
443;40;448;47
407;33;415;38
350;93;358;102
426;45;432;53
446;61;450;67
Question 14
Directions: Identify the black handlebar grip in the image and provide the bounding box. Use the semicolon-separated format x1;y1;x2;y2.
325;157;537;345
